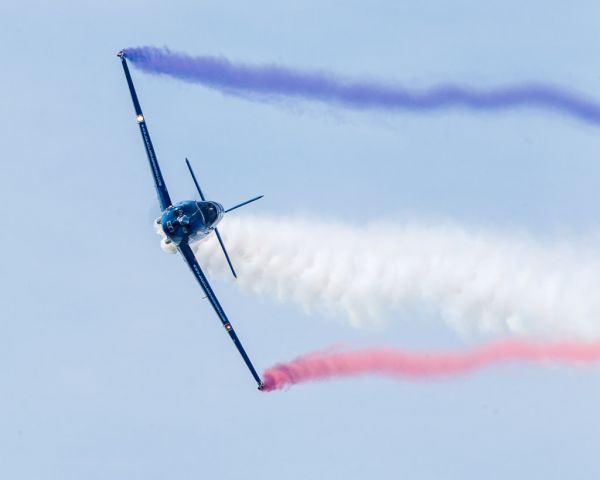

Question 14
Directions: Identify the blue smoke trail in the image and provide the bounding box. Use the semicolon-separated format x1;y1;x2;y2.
123;46;600;125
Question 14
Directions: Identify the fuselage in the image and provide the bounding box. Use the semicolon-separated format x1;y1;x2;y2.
160;200;224;245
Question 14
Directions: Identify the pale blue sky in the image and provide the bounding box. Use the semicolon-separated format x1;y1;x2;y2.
2;1;600;479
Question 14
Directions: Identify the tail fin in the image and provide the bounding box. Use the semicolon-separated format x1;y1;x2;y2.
185;158;238;278
225;195;263;213
184;158;263;279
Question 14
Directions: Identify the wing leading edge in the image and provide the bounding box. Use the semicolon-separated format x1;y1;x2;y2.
119;53;172;212
178;241;264;389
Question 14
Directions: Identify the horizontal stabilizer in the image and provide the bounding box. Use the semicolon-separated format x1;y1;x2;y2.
185;158;206;201
215;228;237;278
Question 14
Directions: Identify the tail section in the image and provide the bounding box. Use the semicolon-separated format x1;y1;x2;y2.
225;195;263;213
184;158;263;279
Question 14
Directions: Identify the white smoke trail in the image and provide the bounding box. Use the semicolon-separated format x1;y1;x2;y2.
156;216;600;338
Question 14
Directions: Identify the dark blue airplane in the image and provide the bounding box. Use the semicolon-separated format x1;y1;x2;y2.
118;51;264;390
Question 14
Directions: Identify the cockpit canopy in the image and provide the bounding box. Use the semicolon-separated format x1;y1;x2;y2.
198;201;223;227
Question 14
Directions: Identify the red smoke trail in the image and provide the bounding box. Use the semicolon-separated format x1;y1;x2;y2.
261;341;600;391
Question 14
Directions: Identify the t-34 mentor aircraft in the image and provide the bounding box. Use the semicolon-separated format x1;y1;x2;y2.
117;51;264;389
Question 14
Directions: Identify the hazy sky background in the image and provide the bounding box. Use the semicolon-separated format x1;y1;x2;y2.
2;1;600;479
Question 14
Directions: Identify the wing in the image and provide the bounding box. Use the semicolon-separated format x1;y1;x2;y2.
178;241;264;388
119;54;172;211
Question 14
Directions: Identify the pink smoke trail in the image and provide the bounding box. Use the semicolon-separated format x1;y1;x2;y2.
261;341;600;391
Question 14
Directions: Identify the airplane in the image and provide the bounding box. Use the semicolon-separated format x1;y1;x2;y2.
117;50;264;390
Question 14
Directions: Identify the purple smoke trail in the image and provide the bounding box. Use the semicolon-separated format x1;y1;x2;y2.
123;46;600;125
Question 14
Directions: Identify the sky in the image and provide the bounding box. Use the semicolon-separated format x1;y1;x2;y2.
2;1;600;479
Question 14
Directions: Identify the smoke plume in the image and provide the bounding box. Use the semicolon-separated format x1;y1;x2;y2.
155;216;600;338
124;46;600;125
261;340;600;391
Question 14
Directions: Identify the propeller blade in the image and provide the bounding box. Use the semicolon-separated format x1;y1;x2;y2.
214;228;237;278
